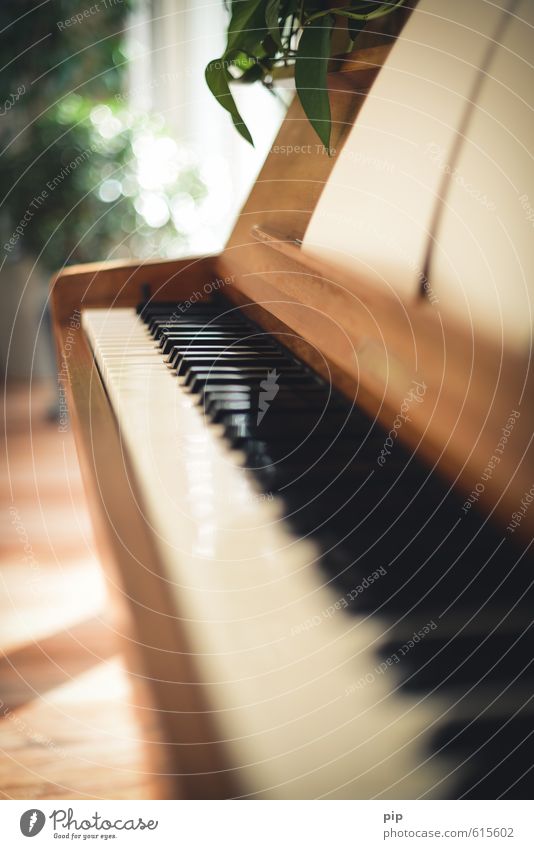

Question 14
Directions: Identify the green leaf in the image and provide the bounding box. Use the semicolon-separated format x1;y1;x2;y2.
205;59;254;145
265;0;283;49
295;14;334;151
226;0;268;54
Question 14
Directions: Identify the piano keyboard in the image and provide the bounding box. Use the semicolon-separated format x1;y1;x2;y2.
82;299;534;799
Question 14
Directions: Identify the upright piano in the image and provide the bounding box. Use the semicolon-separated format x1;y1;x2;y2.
51;0;534;799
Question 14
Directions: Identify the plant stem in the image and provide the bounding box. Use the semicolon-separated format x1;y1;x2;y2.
307;0;406;25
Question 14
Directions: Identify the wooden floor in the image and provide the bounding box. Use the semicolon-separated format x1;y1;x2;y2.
0;382;163;799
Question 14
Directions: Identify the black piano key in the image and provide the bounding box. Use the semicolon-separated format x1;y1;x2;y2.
140;302;223;324
148;310;229;333
176;357;290;378
154;315;251;327
168;342;280;367
207;392;348;415
189;373;317;395
157;319;247;330
430;714;534;799
379;624;534;692
160;334;256;355
186;364;306;380
157;325;248;344
221;412;367;443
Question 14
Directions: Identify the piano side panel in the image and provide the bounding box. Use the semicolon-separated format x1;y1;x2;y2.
50;255;218;325
50;258;240;798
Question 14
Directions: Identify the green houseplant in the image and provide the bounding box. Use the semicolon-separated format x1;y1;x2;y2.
206;0;406;150
0;0;208;272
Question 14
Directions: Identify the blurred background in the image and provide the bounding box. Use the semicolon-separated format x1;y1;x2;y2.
1;0;287;385
0;0;286;799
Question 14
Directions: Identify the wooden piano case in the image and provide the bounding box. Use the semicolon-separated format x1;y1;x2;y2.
50;39;534;798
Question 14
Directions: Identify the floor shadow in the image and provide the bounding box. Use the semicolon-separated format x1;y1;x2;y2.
0;615;119;712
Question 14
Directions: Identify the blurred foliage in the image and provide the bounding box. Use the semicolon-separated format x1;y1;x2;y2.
206;0;407;150
0;0;207;271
